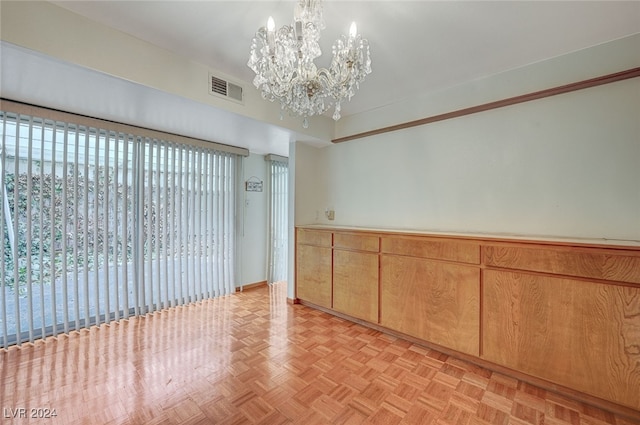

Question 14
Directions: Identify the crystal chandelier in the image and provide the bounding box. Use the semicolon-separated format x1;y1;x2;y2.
248;0;372;128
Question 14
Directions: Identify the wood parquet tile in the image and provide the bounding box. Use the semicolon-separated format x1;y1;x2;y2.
0;282;638;424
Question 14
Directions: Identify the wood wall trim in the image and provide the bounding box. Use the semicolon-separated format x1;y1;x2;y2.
332;67;640;144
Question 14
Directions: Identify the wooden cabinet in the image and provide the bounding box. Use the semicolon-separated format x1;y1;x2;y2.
333;233;379;323
483;268;640;411
380;255;480;356
295;226;640;413
296;230;332;308
380;235;481;355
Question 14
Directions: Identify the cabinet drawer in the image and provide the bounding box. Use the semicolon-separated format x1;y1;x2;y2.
381;236;479;264
334;233;379;252
297;228;332;247
484;245;640;284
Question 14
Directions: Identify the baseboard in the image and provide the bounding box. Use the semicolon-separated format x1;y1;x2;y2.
287;297;299;305
235;280;267;292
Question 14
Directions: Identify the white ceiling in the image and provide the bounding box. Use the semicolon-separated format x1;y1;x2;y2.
3;1;639;156
50;0;640;118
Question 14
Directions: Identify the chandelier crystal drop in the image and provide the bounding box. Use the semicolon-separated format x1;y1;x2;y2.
248;0;372;128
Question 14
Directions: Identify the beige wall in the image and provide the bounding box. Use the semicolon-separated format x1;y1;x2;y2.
239;154;269;287
294;35;640;243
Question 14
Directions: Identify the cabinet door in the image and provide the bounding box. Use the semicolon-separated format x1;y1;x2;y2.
380;255;480;356
483;269;640;410
333;249;379;323
296;244;332;308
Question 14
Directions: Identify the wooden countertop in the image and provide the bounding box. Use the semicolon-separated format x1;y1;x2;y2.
296;224;640;249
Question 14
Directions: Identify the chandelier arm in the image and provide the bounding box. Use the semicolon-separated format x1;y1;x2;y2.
316;68;352;99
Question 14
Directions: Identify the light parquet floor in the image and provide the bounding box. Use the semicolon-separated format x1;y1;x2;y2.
0;282;637;425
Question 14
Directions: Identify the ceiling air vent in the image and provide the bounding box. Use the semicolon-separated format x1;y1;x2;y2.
209;73;244;104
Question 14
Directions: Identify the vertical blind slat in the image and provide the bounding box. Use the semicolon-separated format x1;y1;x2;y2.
146;140;153;313
155;142;161;310
93;130;100;326
138;140;146;314
219;155;225;295
61;123;70;334
195;149;201;301
184;147;190;302
114;132;120;322
267;159;288;284
114;133;120;321
214;154;221;296
210;153;216;297
223;156;230;294
82;127;90;328
72;128;80;330
162;143;169;310
205;152;212;298
279;163;285;280
132;139;140;315
104;132;111;323
1;115;8;348
189;149;195;302
177;146;184;306
13;117;21;344
186;149;193;302
169;144;176;308
25;118;34;342
49;121;58;337
38;121;47;337
196;150;201;299
122;136;129;319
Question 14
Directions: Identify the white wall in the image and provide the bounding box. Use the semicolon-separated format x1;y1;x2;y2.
286;140;335;299
293;142;329;226
295;38;640;243
335;34;640;140
239;154;269;287
0;0;334;153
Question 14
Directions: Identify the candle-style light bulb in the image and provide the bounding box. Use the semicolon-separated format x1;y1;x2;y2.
266;16;276;54
349;22;358;38
294;4;302;21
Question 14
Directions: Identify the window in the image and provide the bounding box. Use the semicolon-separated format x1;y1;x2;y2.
0;101;246;348
266;155;288;284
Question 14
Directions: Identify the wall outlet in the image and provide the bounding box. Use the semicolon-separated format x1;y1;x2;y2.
326;209;335;220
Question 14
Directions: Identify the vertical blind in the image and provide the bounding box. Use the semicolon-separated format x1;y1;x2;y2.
266;155;288;284
0;102;245;348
